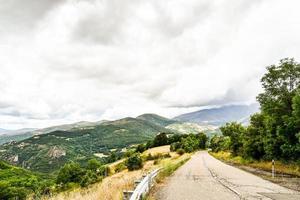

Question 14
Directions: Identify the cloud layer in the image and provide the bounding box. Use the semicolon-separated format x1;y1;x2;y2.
1;0;300;129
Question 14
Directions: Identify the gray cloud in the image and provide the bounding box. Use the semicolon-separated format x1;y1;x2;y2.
0;0;64;36
0;0;299;129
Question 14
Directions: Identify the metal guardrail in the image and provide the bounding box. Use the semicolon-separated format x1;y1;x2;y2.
124;168;161;200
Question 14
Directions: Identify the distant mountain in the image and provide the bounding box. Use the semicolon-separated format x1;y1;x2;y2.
0;128;37;136
137;113;176;127
0;128;37;145
0;128;8;135
0;116;170;172
174;104;259;126
0;113;221;172
0;121;106;145
30;121;105;135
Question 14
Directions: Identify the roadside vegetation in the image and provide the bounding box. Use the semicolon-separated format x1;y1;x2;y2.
209;58;300;176
41;146;191;200
210;151;300;177
0;129;207;200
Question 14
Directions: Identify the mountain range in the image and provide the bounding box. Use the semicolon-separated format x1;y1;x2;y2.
174;104;259;126
0;114;176;172
0;104;259;173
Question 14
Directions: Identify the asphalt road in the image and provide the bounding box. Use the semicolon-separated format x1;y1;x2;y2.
155;151;300;200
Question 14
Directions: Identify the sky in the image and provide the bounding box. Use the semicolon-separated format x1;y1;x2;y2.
0;0;300;129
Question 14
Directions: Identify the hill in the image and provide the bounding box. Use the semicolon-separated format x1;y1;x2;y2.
0;132;35;145
174;104;259;126
0;122;106;145
0;160;52;199
137;113;177;127
0;117;170;173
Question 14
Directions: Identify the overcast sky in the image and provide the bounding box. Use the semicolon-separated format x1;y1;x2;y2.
0;0;300;129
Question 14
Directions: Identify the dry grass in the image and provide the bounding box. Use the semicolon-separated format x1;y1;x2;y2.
210;151;300;177
43;145;186;200
143;145;170;155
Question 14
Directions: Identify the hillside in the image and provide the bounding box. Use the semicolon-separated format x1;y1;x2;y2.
166;122;217;135
0;132;35;145
137;113;177;127
174;104;259;126
0;117;170;173
0;122;106;145
0;160;52;199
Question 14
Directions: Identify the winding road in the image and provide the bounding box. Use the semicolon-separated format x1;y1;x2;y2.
155;151;300;200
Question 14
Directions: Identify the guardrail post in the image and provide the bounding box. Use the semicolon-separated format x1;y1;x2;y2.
272;159;275;178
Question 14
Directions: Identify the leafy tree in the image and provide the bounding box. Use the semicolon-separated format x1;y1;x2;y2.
196;132;208;149
136;143;147;153
80;170;99;187
87;159;102;172
292;91;300;128
220;122;245;156
257;58;300;159
243;113;266;159
56;162;85;185
209;135;230;152
168;134;182;144
181;135;199;153
126;153;143;171
153;132;169;147
107;152;118;163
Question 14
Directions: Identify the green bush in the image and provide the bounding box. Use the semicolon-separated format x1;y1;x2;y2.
176;148;185;155
126;154;143;171
87;159;102;172
56;162;85;185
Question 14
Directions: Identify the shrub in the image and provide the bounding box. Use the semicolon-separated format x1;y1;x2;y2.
126;153;143;171
87;159;102;172
176;148;185;155
114;162;126;173
170;142;181;152
56;162;85;185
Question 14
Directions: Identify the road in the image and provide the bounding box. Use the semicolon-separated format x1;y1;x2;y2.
155;151;300;200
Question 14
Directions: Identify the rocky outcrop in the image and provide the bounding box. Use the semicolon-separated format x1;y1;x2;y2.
47;146;66;159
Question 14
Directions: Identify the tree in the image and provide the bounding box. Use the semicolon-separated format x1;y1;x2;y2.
56;162;85;185
181;135;199;153
220;122;245;156
196;132;208;149
243;113;266;159
257;58;300;159
209;135;230;152
126;153;143;171
153;132;169;147
292;91;300;128
257;58;300;117
87;159;102;172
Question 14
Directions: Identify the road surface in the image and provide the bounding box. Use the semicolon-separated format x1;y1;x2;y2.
155;151;300;200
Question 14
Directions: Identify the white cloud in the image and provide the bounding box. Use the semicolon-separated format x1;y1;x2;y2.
0;0;300;129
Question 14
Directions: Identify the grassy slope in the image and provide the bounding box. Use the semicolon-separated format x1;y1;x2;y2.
41;145;191;200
